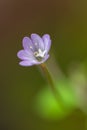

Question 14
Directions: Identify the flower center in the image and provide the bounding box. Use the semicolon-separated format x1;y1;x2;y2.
34;49;46;61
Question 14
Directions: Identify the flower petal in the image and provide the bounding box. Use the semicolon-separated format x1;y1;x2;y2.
19;60;36;66
19;55;49;66
31;34;44;50
42;34;51;53
17;50;34;60
22;37;34;51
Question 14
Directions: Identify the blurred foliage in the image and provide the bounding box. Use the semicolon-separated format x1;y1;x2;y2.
68;62;87;114
34;79;76;120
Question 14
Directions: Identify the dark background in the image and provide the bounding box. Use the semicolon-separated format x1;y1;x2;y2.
0;0;87;129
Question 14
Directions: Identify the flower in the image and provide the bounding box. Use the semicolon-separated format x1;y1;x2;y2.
17;34;51;66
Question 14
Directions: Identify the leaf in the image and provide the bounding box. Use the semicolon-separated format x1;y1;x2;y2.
34;79;76;120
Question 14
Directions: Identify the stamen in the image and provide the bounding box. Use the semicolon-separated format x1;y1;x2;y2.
34;51;38;56
34;49;46;58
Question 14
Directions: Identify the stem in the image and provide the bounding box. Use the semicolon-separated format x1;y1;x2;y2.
40;63;59;101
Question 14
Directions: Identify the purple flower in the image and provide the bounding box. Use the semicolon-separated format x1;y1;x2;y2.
17;34;51;66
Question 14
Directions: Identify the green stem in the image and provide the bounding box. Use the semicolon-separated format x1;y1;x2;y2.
40;63;59;101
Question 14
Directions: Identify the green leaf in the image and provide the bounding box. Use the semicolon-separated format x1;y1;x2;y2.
56;79;77;108
34;79;76;120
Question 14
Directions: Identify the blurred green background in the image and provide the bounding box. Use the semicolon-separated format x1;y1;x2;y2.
0;0;87;129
